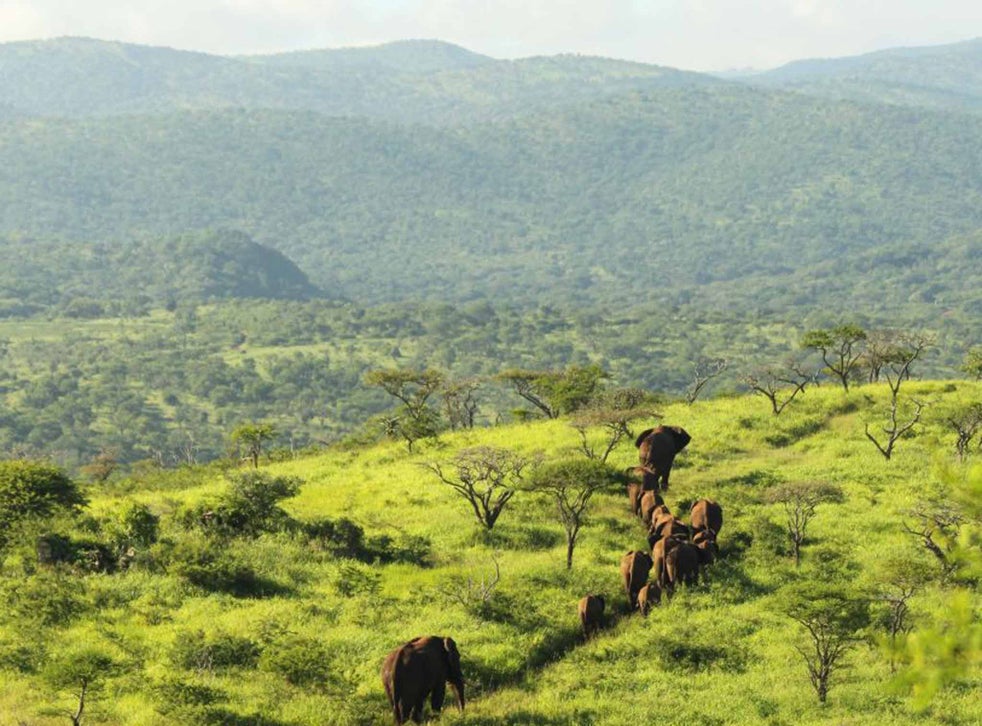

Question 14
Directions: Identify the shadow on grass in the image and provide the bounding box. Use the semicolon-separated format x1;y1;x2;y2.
463;711;597;725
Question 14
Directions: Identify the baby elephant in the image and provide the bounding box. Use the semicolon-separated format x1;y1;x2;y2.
578;594;606;639
637;582;661;616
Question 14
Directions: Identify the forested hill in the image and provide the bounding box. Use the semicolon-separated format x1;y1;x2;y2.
0;230;320;311
1;84;980;312
0;37;717;123
743;37;982;113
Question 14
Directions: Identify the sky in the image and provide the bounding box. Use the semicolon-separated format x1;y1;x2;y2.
0;1;980;71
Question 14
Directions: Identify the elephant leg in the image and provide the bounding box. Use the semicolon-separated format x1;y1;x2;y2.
410;697;425;724
431;682;446;712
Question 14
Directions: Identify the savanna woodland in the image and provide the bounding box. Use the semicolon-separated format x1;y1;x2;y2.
0;36;980;726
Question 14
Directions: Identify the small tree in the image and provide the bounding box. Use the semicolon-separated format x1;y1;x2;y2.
569;399;659;463
801;324;867;391
785;583;870;704
743;358;816;415
869;551;933;671
79;448;119;485
497;365;607;419
365;368;444;451
42;646;118;725
685;357;728;404
527;459;621;570
960;346;982;380
229;422;277;468
902;503;964;580
441;377;481;430
945;402;982;461
765;481;845;566
422;447;530;530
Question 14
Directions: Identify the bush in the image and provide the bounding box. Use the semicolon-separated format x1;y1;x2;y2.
260;636;333;687
2;571;87;625
180;471;302;538
166;537;287;597
654;638;745;673
0;461;86;545
171;630;261;671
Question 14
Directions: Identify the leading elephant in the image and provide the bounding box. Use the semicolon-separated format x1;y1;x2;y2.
634;426;691;491
381;636;465;724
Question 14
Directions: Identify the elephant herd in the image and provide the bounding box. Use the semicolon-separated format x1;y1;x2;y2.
381;425;720;724
579;425;724;637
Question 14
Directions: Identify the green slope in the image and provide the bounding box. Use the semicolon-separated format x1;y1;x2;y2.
0;383;978;724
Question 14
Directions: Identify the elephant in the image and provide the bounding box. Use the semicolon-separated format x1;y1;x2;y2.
381;636;465;724
578;594;605;638
635;426;691;491
620;550;653;609
640;491;666;524
627;481;643;517
664;542;700;591
637;582;661;616
692;528;718;566
651;534;685;589
630;465;661;492
690;499;723;535
649;515;690;545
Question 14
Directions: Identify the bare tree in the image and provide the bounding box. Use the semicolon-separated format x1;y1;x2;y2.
685;357;728;404
945;402;982;461
765;482;845;566
744;359;816;415
863;333;931;460
871;553;932;671
439;552;501;613
422;447;531;530
441;377;481;430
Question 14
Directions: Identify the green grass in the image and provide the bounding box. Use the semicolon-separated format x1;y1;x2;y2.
0;381;979;725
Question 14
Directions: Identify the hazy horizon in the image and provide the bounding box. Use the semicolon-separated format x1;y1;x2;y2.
1;1;980;73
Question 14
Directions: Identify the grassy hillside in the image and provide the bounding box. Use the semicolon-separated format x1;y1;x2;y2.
0;382;978;724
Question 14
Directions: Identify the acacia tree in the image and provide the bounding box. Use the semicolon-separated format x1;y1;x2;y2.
869;551;933;671
229;422;277;468
570;408;653;463
801;324;867;391
960;346;982;380
785;584;870;703
365;368;444;451
527;459;620;569
497;365;607;420
423;447;531;531
743;358;816;415
765;481;845;566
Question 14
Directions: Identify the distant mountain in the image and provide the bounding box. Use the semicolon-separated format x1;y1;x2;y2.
741;38;982;112
0;84;979;314
0;230;320;311
0;37;719;123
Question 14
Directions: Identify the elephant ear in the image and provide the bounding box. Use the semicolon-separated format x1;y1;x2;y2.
443;637;461;674
634;428;656;449
670;427;692;452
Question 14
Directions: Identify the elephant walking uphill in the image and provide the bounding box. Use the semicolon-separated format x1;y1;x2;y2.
635;426;691;491
381;636;464;725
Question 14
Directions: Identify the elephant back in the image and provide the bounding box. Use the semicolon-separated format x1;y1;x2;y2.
690;499;723;534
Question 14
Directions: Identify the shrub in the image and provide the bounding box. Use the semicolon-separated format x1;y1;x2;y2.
260;636;333;687
171;630;261;671
0;461;86;546
654;638;745;673
166;537;286;597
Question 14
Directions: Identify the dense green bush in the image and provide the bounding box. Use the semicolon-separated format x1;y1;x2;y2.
171;630;261;672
